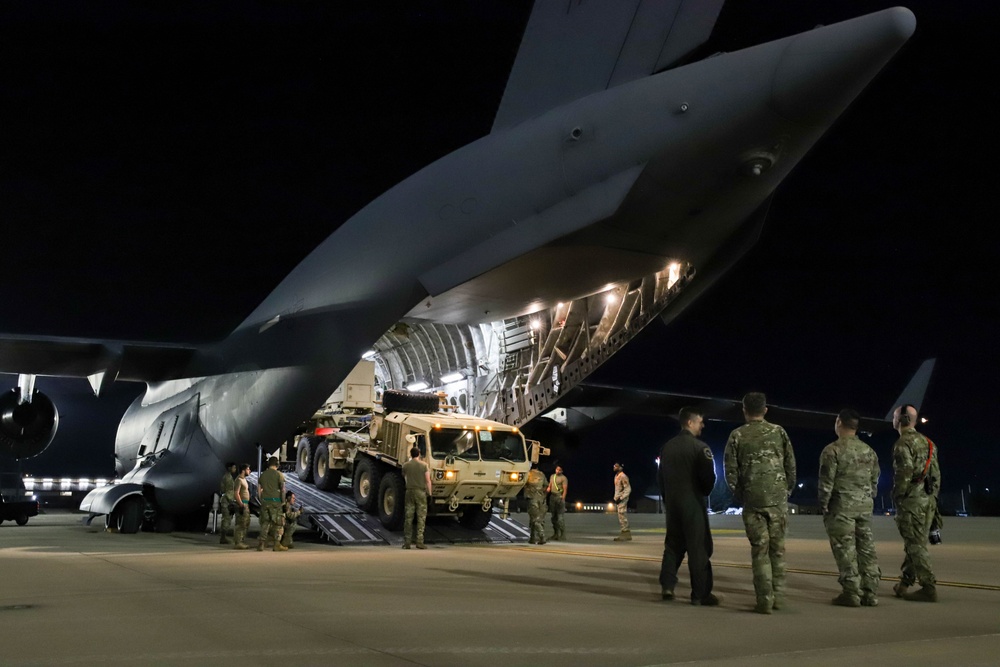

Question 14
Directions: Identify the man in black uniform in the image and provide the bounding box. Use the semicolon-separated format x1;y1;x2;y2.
658;406;719;606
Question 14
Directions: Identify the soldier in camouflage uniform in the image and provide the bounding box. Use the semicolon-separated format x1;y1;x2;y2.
402;446;432;549
891;404;939;602
612;463;632;541
279;491;304;548
523;463;547;545
218;462;237;544
546;465;568;541
257;456;287;551
818;409;881;607
233;463;252;550
724;392;796;614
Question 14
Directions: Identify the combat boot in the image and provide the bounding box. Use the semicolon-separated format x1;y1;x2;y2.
402;542;411;550
234;543;248;550
219;536;230;545
692;593;720;607
256;542;265;551
753;597;773;614
771;595;785;611
861;595;879;607
661;588;674;601
613;530;632;542
903;585;937;602
415;543;427;550
892;582;909;598
273;544;288;552
537;538;546;545
832;593;861;607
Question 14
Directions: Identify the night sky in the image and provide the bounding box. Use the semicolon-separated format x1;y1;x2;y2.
1;2;997;511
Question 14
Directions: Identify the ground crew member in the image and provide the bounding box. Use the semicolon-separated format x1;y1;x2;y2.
233;463;252;550
257;456;287;551
612;462;632;541
724;392;797;614
523;463;547;544
546;465;568;541
818;409;881;607
218;461;237;544
891;404;939;602
279;491;303;549
658;407;718;606
402;446;432;549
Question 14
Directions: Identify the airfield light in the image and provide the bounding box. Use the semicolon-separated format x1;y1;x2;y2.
406;381;429;392
920;417;929;424
440;372;464;384
798;483;804;489
576;502;583;510
606;502;615;512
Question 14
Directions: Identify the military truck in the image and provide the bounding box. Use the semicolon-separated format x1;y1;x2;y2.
291;366;530;530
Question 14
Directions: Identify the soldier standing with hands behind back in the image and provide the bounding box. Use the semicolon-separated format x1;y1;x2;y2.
818;409;881;607
612;463;632;541
724;392;796;614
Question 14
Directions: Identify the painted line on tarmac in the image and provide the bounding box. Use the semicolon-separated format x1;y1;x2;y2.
503;546;1000;591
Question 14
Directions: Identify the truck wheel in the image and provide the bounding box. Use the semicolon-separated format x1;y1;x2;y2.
377;471;406;530
382;389;439;414
109;496;143;534
15;513;29;526
352;458;382;514
296;436;317;483
313;442;343;491
458;505;493;530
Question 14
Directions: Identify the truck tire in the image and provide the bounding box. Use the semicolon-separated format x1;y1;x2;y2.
109;496;143;534
458;505;493;530
296;436;316;483
382;389;439;414
377;471;406;531
15;513;29;526
352;457;382;514
313;442;343;491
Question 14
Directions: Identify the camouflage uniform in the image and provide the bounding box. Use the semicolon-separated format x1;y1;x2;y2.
523;468;547;544
892;427;939;594
279;500;303;548
724;419;796;612
402;457;429;548
547;472;568;540
233;474;251;549
258;466;286;551
819;434;881;605
218;470;236;543
613;470;631;533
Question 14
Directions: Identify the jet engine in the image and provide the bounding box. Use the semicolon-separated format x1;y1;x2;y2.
0;388;60;459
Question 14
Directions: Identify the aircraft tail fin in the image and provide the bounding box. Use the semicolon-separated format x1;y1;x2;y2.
492;0;724;132
884;358;936;420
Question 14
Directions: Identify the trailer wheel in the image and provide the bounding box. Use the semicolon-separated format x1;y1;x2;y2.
108;496;143;534
15;513;29;526
382;389;439;414
458;505;493;530
353;458;382;514
313;442;343;491
296;436;316;483
377;471;406;530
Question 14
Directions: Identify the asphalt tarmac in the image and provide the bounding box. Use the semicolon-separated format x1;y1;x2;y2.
1;510;998;666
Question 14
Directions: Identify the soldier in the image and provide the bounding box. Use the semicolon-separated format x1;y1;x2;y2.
257;456;287;552
279;490;304;549
546;465;568;541
218;461;237;544
523;463;547;545
724;392;797;614
233;463;252;550
658;407;718;606
612;462;632;541
402;446;432;549
818;409;881;607
891;403;940;602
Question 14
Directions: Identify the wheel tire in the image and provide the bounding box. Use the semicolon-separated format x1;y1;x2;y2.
382;389;439;414
352;457;382;514
110;496;143;534
377;471;406;530
313;442;343;491
458;505;493;530
296;435;316;483
15;513;29;526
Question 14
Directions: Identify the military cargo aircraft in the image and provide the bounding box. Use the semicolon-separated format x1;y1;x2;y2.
0;2;915;532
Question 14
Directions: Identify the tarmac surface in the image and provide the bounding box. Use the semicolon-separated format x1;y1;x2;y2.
1;510;998;666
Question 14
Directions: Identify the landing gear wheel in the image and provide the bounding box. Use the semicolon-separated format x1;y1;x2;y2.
458;504;493;530
382;389;439;414
313;442;343;491
377;471;406;530
108;496;143;534
352;458;382;514
296;436;316;483
15;513;29;526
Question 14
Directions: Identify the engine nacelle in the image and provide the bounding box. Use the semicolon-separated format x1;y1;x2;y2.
0;389;60;459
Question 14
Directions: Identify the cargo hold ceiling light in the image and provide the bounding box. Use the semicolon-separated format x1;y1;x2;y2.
440;372;465;384
406;381;429;392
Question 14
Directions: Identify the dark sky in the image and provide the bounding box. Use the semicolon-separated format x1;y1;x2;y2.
1;2;997;506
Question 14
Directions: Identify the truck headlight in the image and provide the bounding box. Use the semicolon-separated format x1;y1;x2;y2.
508;472;524;483
435;470;457;481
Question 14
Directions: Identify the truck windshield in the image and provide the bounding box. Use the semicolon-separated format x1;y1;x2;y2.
431;429;480;459
429;428;526;462
479;430;526;462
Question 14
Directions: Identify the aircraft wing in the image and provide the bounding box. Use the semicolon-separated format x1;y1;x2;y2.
0;334;199;387
492;0;725;132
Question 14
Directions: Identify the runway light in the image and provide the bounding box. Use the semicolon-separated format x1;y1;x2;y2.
920;417;928;424
576;502;583;510
798;483;804;489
